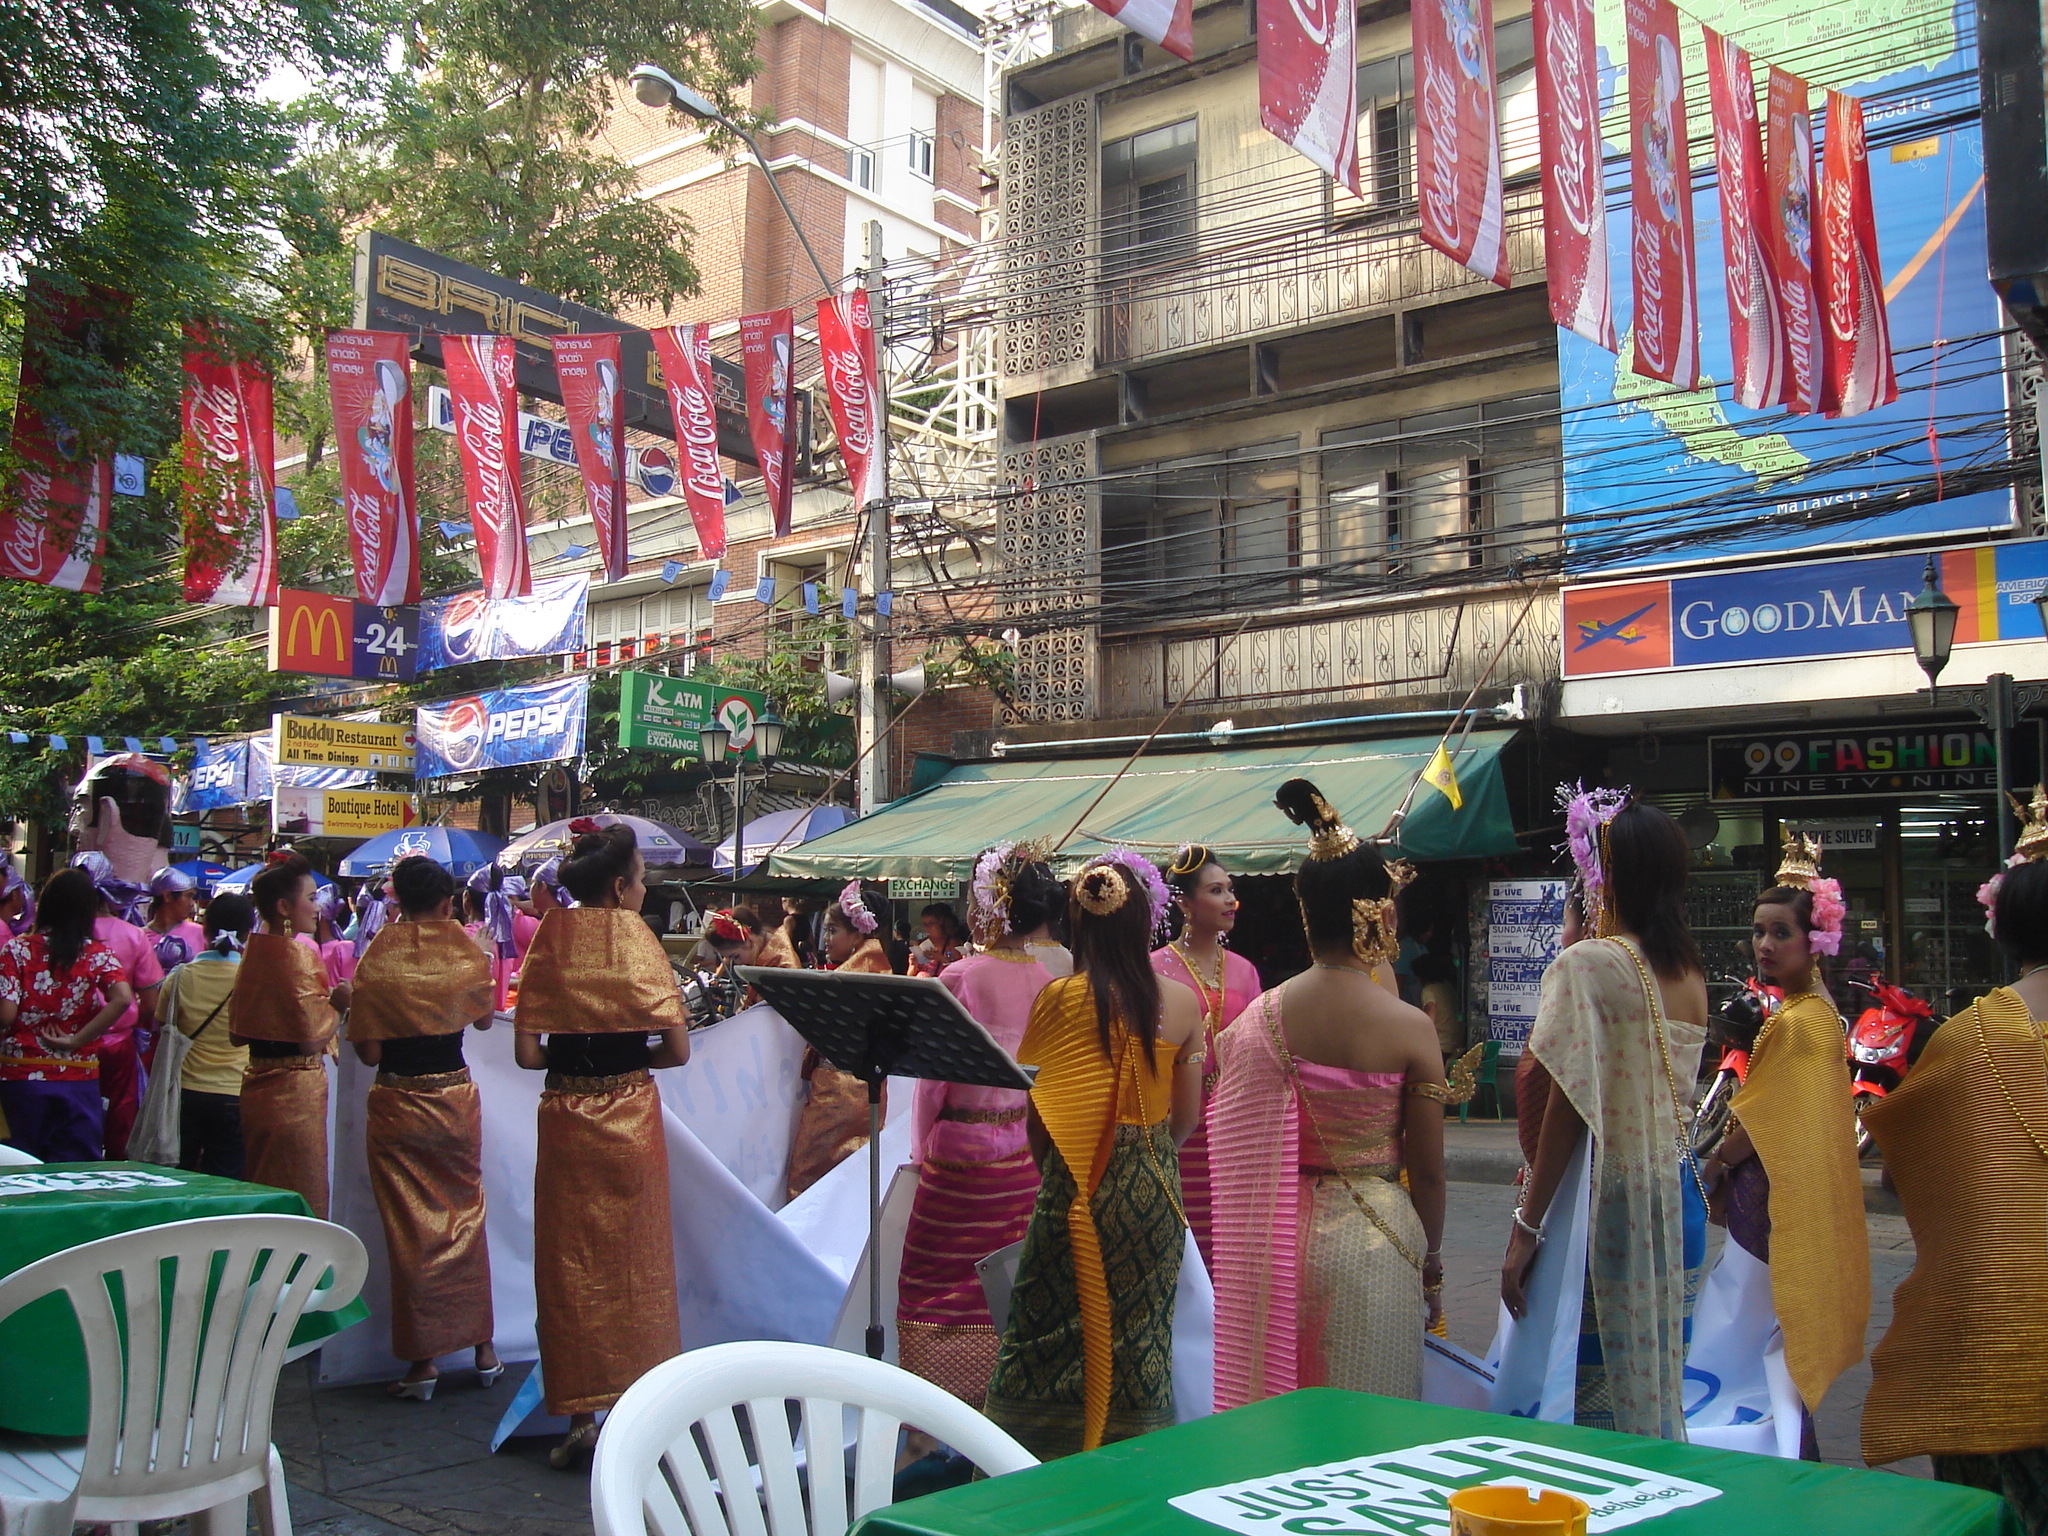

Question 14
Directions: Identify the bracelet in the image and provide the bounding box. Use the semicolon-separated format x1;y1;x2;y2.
1423;1281;1444;1294
1511;1207;1544;1241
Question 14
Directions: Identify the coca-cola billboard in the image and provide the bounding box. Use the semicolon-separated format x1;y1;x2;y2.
443;334;532;599
1704;29;1786;411
740;309;797;540
326;329;419;605
650;324;730;561
0;278;114;594
552;331;630;581
181;328;279;607
1625;0;1699;388
817;290;886;510
1816;89;1897;418
1533;0;1613;347
1412;0;1508;285
1764;69;1820;413
1260;0;1358;191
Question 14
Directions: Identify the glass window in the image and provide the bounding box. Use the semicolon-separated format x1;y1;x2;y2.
1103;119;1198;270
1102;440;1300;606
1497;17;1539;180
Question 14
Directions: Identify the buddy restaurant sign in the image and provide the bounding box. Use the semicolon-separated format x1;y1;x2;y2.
1563;539;2048;678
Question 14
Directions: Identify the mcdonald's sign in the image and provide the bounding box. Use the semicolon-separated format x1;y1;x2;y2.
266;587;419;681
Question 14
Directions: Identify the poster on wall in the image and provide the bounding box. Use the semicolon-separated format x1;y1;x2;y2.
1560;2;2010;570
1488;879;1567;1056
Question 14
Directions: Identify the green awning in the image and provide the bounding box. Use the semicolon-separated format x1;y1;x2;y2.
762;729;1521;883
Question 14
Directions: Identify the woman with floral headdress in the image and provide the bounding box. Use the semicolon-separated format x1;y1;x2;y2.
1692;830;1867;1457
983;851;1204;1460
894;844;1060;1404
1209;783;1447;1407
786;879;893;1199
1501;791;1709;1440
1149;844;1261;1272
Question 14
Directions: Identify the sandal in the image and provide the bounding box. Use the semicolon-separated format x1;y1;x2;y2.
548;1422;599;1471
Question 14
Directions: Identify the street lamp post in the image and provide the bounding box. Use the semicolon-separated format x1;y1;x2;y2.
698;712;787;882
1907;557;1958;703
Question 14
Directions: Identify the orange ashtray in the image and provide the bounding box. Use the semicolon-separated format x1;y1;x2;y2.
1446;1485;1590;1536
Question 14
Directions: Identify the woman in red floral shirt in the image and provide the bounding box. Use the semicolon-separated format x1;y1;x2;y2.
0;867;136;1163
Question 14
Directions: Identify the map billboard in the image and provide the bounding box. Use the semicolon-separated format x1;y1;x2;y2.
1562;0;2010;572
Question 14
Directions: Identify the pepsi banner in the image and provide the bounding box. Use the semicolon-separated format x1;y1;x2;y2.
417;573;588;673
186;735;375;810
414;675;589;780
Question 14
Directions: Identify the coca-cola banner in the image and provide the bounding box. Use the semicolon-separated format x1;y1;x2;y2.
1817;89;1898;418
552;332;629;581
1765;69;1821;413
325;329;418;605
1;281;113;593
181;328;278;607
1260;0;1358;192
739;309;797;539
650;323;730;561
1533;0;1613;347
1412;0;1506;283
1703;30;1784;411
1086;0;1192;61
442;334;532;599
1625;0;1699;388
816;290;886;511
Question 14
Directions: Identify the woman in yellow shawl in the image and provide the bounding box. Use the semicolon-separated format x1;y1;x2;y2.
513;822;691;1470
786;880;892;1199
231;854;348;1219
348;855;503;1402
1697;831;1868;1457
983;852;1204;1460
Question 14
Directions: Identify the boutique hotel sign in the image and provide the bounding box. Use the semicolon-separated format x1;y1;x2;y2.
1562;539;2048;677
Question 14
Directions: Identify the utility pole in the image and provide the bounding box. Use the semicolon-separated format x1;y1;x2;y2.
856;219;893;814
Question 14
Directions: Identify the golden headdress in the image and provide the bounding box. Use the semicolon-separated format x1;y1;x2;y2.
1774;827;1824;890
1274;777;1361;861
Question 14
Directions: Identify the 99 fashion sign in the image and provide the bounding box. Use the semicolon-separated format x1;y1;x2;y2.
1710;726;1997;799
414;675;589;780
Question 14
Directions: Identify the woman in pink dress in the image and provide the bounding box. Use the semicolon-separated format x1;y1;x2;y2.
1209;781;1448;1407
1149;844;1261;1270
895;844;1062;1404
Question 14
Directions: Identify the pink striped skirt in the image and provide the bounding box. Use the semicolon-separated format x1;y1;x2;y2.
897;1147;1040;1404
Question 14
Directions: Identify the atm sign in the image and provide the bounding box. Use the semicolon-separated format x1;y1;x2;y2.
267;588;419;682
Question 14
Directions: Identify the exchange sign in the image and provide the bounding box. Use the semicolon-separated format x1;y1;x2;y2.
619;672;769;758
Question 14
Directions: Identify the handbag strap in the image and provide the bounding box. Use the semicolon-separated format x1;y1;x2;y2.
176;970;233;1042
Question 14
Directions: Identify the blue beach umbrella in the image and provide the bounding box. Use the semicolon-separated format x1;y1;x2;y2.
338;826;507;879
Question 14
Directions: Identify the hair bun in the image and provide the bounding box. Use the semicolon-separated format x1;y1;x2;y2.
1274;778;1330;830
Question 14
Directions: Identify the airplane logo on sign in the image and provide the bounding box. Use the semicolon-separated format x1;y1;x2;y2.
1574;602;1656;651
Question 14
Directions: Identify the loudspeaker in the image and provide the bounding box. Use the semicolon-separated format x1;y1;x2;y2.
886;666;928;698
825;672;857;704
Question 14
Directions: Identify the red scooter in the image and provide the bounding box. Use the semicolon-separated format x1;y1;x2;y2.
1690;977;1774;1162
1846;976;1938;1154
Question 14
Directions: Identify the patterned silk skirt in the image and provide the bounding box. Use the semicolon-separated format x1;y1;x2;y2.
897;1146;1040;1404
241;1055;330;1220
984;1122;1183;1460
1297;1170;1424;1399
533;1071;680;1415
787;1055;882;1200
366;1069;494;1362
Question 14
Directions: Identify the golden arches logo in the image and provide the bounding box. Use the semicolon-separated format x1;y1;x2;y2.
286;601;347;663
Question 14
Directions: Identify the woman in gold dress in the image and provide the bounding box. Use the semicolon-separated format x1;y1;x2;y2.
348;855;503;1402
1209;781;1448;1407
786;880;891;1200
983;852;1204;1460
232;854;349;1218
1697;831;1868;1457
513;823;690;1469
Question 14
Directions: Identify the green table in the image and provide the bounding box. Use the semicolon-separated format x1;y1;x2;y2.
0;1162;370;1435
855;1391;2015;1536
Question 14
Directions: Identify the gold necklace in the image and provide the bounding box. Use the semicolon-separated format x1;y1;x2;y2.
1619;939;1711;1209
1170;938;1227;1090
1973;996;2048;1164
1125;1037;1189;1227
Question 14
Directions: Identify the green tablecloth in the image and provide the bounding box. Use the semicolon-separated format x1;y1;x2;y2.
854;1390;2016;1536
0;1162;370;1435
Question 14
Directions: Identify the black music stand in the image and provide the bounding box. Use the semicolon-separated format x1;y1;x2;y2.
737;966;1034;1359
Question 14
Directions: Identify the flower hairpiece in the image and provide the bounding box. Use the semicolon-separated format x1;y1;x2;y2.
568;816;603;836
1555;781;1630;935
970;840;1045;946
706;909;746;944
1101;847;1173;939
838;879;879;935
1806;877;1846;957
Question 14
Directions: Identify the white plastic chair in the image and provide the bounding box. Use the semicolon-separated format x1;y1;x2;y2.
0;1213;367;1536
0;1146;41;1167
590;1341;1038;1536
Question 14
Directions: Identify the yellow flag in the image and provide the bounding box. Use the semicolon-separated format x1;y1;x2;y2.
1422;742;1463;810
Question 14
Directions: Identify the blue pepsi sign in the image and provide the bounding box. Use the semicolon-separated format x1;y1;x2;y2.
416;573;588;673
414;675;589;780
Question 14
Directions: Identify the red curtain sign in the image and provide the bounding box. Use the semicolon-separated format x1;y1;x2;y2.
1413;0;1508;283
650;324;730;562
817;290;887;511
1765;69;1821;413
553;332;629;582
325;329;418;605
1260;0;1359;192
1817;89;1898;418
181;330;278;607
1625;0;1699;388
1703;30;1785;411
1533;0;1613;347
442;334;532;599
740;310;797;540
1086;0;1192;60
1;282;113;594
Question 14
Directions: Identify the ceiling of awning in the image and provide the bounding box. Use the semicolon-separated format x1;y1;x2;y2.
762;730;1522;884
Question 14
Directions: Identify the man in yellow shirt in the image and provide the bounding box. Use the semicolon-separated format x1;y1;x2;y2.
157;892;255;1178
